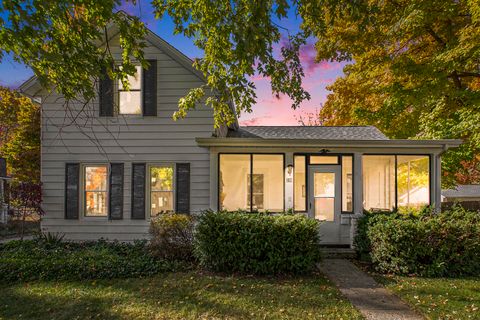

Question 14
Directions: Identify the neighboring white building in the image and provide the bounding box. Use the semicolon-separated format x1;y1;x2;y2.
20;24;462;246
442;185;480;202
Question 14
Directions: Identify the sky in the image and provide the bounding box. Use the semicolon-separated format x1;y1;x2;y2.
0;1;345;126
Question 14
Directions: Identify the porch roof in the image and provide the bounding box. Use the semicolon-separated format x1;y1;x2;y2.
226;126;389;140
196;126;462;150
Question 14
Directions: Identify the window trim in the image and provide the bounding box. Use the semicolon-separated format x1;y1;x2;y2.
362;153;432;211
146;163;176;218
309;155;340;165
341;155;354;214
293;153;355;214
117;65;143;115
81;163;109;218
217;153;285;213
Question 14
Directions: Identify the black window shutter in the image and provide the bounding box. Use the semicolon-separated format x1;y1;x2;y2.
176;163;190;214
109;163;124;220
131;163;146;219
142;60;157;116
99;68;114;116
65;163;80;219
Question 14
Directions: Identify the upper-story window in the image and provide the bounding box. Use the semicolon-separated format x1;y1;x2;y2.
118;65;142;115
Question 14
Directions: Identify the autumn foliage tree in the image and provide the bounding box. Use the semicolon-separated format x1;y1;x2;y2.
0;87;40;183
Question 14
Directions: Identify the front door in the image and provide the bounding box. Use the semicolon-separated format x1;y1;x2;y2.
308;165;341;244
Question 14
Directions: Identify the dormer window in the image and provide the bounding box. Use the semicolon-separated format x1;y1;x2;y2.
118;65;142;115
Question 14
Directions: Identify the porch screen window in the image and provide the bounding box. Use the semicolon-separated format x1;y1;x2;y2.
363;155;430;211
84;165;108;216
363;156;395;211
252;155;283;212
219;154;284;212
397;156;429;208
342;156;353;212
219;154;251;211
118;65;142;115
294;155;306;211
150;165;174;215
247;174;264;210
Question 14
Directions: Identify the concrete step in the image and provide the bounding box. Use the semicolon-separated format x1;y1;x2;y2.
321;247;357;259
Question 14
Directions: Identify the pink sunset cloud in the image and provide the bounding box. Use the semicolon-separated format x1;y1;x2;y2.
241;40;347;126
299;43;342;75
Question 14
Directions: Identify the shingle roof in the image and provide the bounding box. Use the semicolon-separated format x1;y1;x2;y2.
226;126;389;140
442;185;480;198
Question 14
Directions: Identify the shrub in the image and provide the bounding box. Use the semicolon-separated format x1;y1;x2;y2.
354;211;398;261
0;239;185;283
149;213;194;261
355;206;480;276
195;211;322;274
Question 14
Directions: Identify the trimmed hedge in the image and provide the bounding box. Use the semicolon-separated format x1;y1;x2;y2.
355;206;480;276
0;239;185;283
195;211;322;274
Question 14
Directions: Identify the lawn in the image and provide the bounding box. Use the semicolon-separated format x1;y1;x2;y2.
0;271;363;320
377;275;480;320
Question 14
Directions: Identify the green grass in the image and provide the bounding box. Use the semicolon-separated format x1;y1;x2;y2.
377;275;480;320
0;271;363;320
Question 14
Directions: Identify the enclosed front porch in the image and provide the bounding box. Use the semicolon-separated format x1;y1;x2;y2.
201;143;451;246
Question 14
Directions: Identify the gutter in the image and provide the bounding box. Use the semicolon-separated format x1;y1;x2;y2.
195;137;463;149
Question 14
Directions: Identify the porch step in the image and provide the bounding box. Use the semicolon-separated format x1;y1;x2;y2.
321;247;356;259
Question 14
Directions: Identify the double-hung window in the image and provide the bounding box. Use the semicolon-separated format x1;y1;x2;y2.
149;165;174;216
84;165;108;217
118;65;142;115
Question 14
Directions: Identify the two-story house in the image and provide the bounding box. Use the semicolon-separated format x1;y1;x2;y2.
20;23;461;245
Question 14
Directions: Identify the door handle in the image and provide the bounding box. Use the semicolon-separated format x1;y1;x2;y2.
309;202;312;209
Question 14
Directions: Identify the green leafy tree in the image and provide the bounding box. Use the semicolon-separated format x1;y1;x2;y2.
1;1;479;184
0;87;40;182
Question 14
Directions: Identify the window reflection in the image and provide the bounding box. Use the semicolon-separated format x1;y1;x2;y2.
150;165;174;215
363;156;395;211
119;65;142;115
397;156;429;208
84;165;107;216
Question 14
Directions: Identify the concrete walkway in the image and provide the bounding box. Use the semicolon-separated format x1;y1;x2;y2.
318;259;423;320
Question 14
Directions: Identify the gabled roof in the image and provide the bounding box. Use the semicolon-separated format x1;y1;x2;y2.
18;16;239;129
19;19;205;95
442;185;480;198
227;126;389;140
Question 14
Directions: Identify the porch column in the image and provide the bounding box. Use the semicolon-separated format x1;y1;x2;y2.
351;152;363;248
284;152;294;211
209;149;219;211
353;152;363;215
433;153;442;212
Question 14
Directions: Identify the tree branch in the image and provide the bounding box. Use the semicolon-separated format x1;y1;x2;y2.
455;72;480;78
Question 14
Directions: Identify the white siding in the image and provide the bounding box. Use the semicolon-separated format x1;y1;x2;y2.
40;35;213;241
